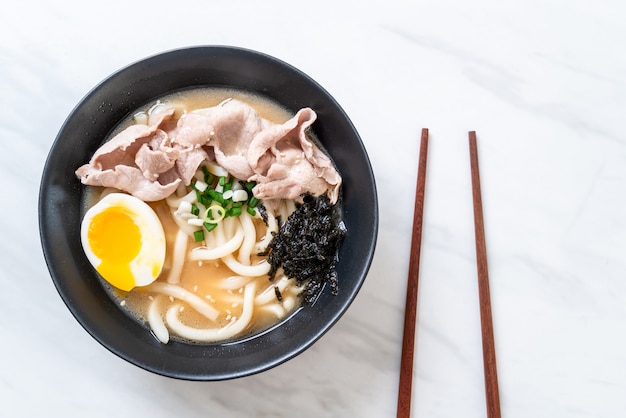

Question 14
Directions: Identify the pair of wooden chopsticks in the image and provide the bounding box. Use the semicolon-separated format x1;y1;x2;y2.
396;129;501;418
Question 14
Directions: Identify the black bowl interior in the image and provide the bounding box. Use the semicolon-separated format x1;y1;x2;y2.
39;46;378;380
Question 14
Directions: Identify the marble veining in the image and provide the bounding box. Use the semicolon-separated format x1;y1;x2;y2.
2;0;626;416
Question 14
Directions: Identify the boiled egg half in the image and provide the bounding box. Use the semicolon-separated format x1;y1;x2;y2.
80;192;166;291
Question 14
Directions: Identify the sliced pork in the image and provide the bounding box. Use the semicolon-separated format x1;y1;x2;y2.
247;108;341;203
76;109;182;201
76;99;342;204
134;131;179;181
176;99;266;180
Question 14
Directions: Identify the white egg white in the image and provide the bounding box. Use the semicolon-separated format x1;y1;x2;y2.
80;192;166;290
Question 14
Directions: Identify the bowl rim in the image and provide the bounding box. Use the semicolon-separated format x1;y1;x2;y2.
38;45;378;380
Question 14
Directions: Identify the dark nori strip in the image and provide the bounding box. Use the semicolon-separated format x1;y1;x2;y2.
260;193;346;305
257;203;269;225
274;286;283;302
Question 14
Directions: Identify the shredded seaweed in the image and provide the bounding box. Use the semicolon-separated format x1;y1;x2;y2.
260;193;346;305
274;286;283;302
256;203;269;225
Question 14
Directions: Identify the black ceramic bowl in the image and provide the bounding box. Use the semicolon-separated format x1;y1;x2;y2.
39;46;378;380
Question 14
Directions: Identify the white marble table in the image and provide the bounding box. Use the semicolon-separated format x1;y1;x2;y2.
2;1;625;416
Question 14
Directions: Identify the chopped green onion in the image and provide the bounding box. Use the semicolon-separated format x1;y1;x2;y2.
243;181;255;191
194;180;208;192
181;169;262;229
193;230;205;242
222;190;234;201
207;189;224;204
204;205;226;224
199;194;212;207
229;177;236;190
232;189;248;202
204;222;218;232
187;218;205;227
191;203;200;216
177;200;192;214
201;165;210;180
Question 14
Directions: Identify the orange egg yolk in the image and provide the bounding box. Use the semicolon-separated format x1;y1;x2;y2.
87;206;142;291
